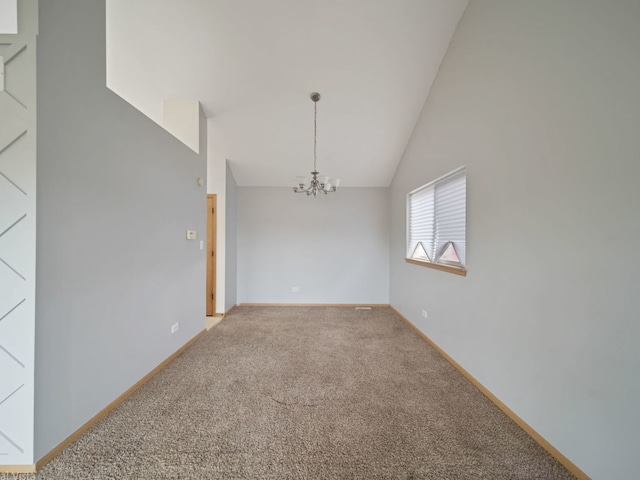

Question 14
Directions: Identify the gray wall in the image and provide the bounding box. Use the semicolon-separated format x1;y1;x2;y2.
34;0;206;459
389;1;640;478
237;187;389;304
225;164;238;310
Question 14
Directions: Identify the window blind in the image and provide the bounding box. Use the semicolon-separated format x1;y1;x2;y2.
407;167;466;268
408;186;435;261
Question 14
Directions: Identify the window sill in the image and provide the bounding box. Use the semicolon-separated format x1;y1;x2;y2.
405;258;467;277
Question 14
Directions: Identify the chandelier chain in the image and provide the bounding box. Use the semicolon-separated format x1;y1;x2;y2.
313;99;317;172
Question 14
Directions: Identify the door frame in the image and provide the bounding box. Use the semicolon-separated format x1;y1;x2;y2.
206;194;216;316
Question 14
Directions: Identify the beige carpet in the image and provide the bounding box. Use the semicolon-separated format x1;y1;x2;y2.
4;306;574;479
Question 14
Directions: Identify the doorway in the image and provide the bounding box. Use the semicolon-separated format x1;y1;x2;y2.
206;194;216;316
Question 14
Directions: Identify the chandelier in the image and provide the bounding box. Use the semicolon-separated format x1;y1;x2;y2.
293;92;340;196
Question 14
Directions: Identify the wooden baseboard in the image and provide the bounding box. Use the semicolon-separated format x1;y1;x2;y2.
0;464;37;474
225;304;237;315
34;329;206;472
237;303;390;308
390;307;589;480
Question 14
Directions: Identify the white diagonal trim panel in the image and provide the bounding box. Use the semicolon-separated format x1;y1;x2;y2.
0;0;36;465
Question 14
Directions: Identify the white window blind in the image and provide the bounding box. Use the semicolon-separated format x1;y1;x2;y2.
407;167;466;268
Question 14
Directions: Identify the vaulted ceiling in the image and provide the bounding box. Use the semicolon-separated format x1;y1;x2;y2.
106;0;468;187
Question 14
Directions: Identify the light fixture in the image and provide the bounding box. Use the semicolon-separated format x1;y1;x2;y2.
293;92;340;196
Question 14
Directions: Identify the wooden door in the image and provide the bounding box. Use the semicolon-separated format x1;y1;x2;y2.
206;195;217;316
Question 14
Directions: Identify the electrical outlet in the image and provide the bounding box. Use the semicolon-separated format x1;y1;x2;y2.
171;323;179;334
291;287;300;293
421;310;428;319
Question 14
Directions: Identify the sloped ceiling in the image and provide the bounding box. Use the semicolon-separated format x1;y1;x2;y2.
106;0;468;187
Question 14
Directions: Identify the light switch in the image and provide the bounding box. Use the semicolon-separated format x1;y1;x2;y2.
186;230;197;240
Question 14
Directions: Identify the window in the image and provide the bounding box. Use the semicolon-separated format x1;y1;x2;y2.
406;167;466;276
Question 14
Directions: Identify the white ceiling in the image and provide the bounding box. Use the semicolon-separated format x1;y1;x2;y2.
106;0;467;187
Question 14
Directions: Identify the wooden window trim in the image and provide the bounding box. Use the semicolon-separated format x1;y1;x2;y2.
405;257;467;277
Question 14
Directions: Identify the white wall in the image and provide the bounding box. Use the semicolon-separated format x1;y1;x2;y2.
163;99;200;154
0;0;17;34
207;122;226;313
237;187;389;304
225;164;238;309
389;1;640;478
0;0;36;465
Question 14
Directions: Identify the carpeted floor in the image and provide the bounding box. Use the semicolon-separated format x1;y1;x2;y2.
3;306;575;479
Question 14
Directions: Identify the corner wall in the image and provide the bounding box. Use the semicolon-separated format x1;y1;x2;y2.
207;124;226;314
389;1;640;478
34;0;206;460
225;164;238;309
237;187;389;304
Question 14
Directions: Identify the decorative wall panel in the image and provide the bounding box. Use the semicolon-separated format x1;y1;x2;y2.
0;0;36;466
